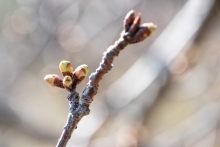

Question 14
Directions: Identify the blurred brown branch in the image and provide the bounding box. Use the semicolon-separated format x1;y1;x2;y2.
53;10;156;147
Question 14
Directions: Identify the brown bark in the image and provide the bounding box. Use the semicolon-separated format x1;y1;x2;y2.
56;10;156;147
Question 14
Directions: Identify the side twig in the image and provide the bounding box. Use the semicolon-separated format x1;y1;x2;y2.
54;10;156;147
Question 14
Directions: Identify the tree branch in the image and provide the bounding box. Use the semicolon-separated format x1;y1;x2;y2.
55;10;156;147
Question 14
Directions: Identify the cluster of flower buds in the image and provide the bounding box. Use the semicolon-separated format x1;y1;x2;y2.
44;60;89;90
123;10;157;43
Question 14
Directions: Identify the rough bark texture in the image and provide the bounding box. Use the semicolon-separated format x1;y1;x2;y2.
56;10;156;147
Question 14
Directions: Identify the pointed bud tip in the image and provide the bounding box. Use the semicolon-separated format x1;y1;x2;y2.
134;13;141;22
128;10;135;15
125;10;135;20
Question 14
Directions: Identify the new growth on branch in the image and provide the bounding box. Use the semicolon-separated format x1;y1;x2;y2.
44;10;157;147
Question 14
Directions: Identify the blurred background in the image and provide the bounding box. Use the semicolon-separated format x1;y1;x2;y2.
0;0;220;146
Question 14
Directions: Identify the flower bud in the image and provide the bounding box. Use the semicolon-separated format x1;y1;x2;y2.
44;74;63;87
124;10;135;32
128;13;141;36
59;60;74;76
74;64;89;80
128;23;157;44
142;23;157;35
63;75;73;89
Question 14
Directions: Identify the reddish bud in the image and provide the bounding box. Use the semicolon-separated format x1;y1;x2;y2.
44;74;64;88
128;13;141;36
124;10;135;32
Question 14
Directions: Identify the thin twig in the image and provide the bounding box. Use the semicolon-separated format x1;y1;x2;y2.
55;10;156;147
